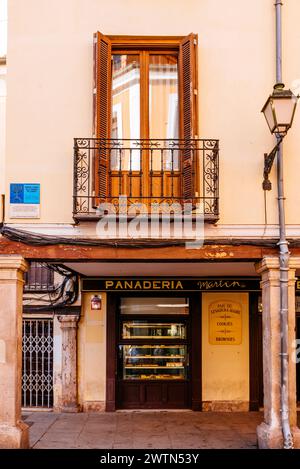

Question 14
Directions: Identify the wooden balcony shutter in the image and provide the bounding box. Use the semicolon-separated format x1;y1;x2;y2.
93;32;112;198
179;33;198;201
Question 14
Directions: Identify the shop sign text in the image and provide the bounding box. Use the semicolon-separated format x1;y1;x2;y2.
209;300;242;345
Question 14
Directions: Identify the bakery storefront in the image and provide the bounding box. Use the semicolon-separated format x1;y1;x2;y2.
81;277;263;412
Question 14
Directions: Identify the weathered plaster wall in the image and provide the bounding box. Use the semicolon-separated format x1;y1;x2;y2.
78;292;106;411
202;292;249;410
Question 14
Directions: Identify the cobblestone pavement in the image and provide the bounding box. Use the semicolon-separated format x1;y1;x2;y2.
22;411;263;449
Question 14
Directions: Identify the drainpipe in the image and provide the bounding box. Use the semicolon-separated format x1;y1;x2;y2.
275;0;293;449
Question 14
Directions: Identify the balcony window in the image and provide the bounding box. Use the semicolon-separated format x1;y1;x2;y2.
92;34;198;201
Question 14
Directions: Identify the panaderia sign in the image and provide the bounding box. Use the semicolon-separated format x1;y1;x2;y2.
81;278;261;292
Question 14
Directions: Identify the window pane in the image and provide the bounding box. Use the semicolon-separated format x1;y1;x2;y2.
149;55;179;170
120;297;189;315
111;54;140;170
122;321;186;339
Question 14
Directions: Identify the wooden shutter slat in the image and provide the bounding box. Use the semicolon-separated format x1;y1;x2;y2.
93;32;112;199
179;33;198;201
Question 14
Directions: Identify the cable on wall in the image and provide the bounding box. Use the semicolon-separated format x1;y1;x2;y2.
2;224;300;248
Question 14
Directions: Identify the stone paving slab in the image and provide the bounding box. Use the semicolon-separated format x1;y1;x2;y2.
22;410;263;449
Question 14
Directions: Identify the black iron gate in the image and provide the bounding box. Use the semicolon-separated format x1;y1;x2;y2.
22;318;54;408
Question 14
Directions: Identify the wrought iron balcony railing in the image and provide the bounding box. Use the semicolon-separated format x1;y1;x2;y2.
73;138;219;222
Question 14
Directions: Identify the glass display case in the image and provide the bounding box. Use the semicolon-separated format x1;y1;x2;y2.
122;321;186;339
120;344;188;380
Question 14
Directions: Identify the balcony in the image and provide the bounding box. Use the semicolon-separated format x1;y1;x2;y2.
73;138;219;223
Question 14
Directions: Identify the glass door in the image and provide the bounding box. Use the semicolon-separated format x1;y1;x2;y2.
117;297;190;409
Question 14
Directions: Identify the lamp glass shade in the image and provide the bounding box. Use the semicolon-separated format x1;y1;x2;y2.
262;85;298;135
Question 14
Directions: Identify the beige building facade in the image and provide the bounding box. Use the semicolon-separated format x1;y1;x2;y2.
1;0;300;450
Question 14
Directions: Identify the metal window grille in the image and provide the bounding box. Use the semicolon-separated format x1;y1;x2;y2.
24;262;55;292
22;319;53;408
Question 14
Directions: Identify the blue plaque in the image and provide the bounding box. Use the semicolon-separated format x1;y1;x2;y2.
10;183;40;204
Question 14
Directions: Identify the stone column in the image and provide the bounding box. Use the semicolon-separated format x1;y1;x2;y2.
256;256;300;449
0;255;29;448
58;315;80;412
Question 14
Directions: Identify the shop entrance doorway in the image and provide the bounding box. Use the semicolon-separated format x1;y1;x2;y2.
106;292;201;411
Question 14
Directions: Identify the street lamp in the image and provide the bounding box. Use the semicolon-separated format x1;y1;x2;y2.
262;83;298;190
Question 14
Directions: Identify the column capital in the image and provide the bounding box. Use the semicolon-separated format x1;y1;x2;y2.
0;256;28;281
255;256;279;274
58;314;80;329
255;256;299;284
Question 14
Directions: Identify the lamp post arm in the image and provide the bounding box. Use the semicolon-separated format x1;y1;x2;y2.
263;135;283;190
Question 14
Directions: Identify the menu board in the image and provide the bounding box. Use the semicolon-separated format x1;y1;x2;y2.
209;300;242;345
